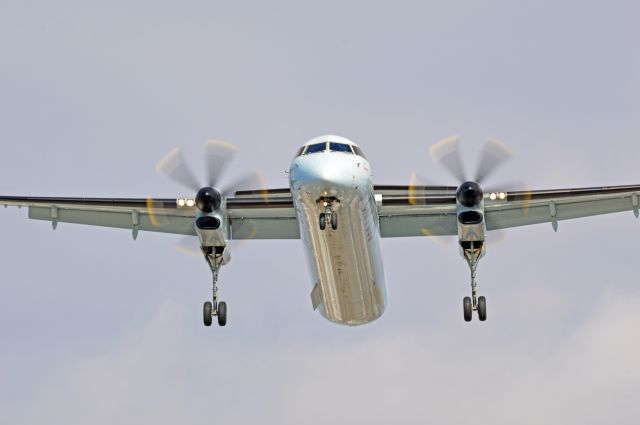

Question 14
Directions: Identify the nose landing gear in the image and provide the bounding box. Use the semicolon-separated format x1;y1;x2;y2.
202;247;228;327
461;241;487;322
318;197;339;231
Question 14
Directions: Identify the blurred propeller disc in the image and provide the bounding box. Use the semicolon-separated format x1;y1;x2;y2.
417;136;521;247
175;236;203;257
221;171;269;202
204;139;239;188
158;140;268;207
155;140;268;253
420;227;454;247
430;135;466;183
475;138;514;184
407;172;451;205
408;172;421;206
156;148;201;192
146;197;171;227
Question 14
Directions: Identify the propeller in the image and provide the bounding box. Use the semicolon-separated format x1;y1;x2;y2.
156;139;266;215
412;136;519;245
429;136;516;205
429;136;514;185
152;139;266;254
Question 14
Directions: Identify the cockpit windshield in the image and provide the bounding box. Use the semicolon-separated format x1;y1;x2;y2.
352;145;367;159
329;142;353;153
305;142;327;154
294;140;367;158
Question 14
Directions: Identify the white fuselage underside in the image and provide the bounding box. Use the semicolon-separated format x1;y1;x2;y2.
289;149;387;326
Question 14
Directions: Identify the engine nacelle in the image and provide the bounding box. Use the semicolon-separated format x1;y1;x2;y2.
196;210;227;249
456;181;486;258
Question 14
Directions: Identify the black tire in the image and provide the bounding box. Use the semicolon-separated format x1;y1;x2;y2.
319;213;326;230
331;212;338;230
477;296;487;322
203;301;213;327
217;301;227;327
463;297;473;322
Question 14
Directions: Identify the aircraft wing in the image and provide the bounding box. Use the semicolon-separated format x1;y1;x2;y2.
4;184;638;241
227;189;299;239
484;185;640;231
375;184;640;237
375;185;459;237
0;191;300;240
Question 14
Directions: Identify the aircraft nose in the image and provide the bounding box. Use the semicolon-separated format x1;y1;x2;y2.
291;153;368;196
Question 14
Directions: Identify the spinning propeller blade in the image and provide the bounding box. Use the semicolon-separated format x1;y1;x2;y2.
430;135;467;183
414;136;521;243
158;140;267;216
146;197;172;227
420;227;454;247
204;139;239;189
175;236;203;257
156;148;201;192
221;171;268;201
475;138;514;184
428;136;517;188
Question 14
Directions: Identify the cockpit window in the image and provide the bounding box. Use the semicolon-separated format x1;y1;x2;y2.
294;146;305;158
304;142;327;154
329;142;353;153
352;145;367;159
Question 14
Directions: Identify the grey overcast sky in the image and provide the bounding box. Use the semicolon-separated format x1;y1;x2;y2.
1;1;639;424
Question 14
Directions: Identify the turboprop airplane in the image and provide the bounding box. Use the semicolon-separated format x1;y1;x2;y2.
1;135;639;327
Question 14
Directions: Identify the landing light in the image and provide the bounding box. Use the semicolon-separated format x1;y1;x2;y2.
489;192;508;201
177;198;196;208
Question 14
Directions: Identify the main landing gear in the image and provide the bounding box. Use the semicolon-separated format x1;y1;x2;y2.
202;246;227;327
318;197;339;231
461;241;487;322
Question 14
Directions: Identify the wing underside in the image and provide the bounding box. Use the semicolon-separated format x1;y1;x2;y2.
485;185;640;231
2;184;639;240
0;191;300;240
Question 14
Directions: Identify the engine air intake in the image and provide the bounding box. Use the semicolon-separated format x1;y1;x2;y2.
458;211;483;225
196;216;221;230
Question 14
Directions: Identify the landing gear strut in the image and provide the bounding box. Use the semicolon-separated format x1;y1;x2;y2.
203;247;228;327
462;241;487;322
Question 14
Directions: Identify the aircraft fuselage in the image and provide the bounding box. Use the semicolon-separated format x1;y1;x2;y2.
289;136;387;326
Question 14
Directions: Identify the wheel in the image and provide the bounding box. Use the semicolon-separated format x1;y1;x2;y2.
217;301;227;327
331;212;338;230
477;296;487;321
463;297;472;322
203;301;213;327
319;213;326;230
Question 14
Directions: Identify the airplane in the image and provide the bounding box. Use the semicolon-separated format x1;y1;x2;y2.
1;135;639;327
